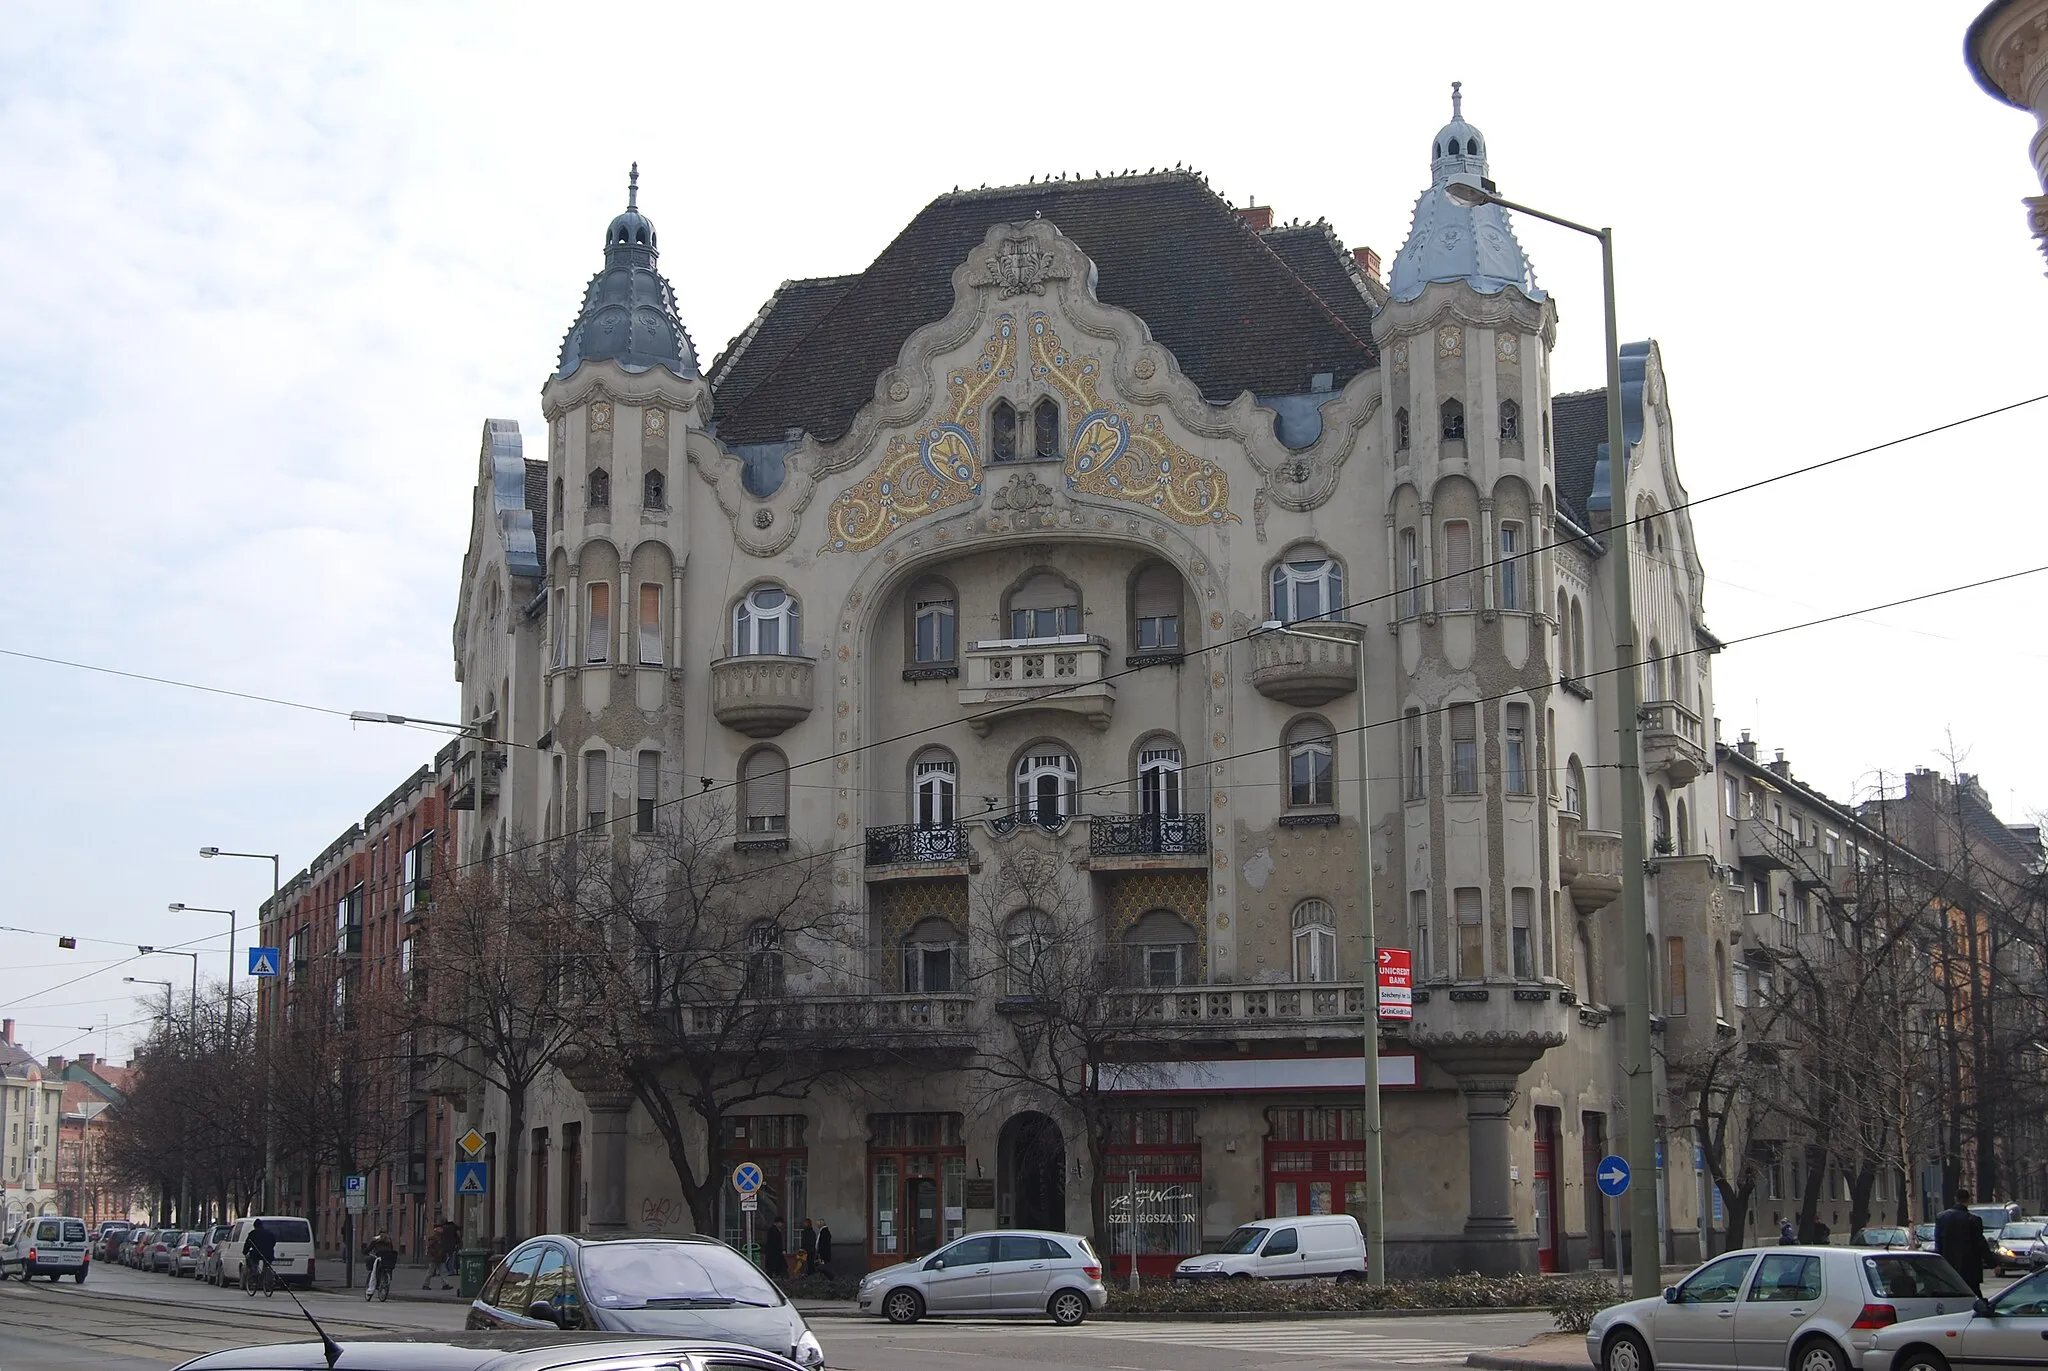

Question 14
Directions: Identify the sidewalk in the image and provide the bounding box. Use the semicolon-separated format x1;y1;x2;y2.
1466;1333;1590;1371
310;1259;470;1304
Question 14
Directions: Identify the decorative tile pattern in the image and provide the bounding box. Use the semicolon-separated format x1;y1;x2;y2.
1104;870;1208;979
869;878;969;988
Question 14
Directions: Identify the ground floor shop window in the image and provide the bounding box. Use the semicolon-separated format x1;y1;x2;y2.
720;1115;808;1266
1264;1106;1366;1217
1104;1108;1200;1272
868;1113;964;1267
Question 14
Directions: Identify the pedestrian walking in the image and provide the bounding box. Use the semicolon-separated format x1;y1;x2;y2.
424;1221;452;1290
440;1221;462;1282
1778;1215;1797;1245
814;1220;832;1278
798;1218;817;1278
763;1218;786;1279
1935;1188;1995;1296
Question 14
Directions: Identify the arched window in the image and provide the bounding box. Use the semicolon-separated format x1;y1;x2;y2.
991;400;1018;462
913;749;957;828
1500;400;1521;442
637;583;664;665
1137;738;1183;818
552;477;564;523
900;917;964;993
1400;528;1421;617
1004;909;1052;997
909;578;956;666
1675;799;1691;856
732;584;800;656
1441;398;1465;441
1565;756;1585;816
1285;718;1335;809
744;921;784;999
1555;590;1569;639
1007;573;1079;640
740;747;788;834
589;468;610;507
1653;789;1672;854
1033;398;1061;460
1014;749;1076;827
643;469;666;510
1132;564;1182;652
1123;910;1197;988
1395;407;1411;451
1292;899;1337;983
1466;137;1479;156
1442;519;1474;610
1645;638;1665;701
1269;548;1345;623
1569;598;1586;678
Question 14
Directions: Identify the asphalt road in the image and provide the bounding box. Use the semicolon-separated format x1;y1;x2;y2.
0;1260;1554;1370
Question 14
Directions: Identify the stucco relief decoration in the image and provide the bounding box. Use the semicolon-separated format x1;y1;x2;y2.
589;401;612;433
989;470;1055;514
819;315;1017;554
1027;313;1238;527
644;407;666;437
986;239;1059;298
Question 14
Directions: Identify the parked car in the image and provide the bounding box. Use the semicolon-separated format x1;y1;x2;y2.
92;1221;133;1262
219;1216;317;1289
1971;1202;2021;1234
149;1228;178;1273
171;1333;808;1371
0;1215;91;1282
172;1229;208;1277
858;1228;1107;1325
1867;1265;2048;1371
198;1223;234;1284
465;1233;825;1367
1988;1220;2046;1275
1913;1223;1936;1249
1172;1213;1367;1283
123;1228;153;1268
1586;1245;1979;1371
1857;1227;1913;1250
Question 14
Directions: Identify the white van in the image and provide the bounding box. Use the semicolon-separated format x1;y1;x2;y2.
0;1215;90;1282
220;1216;317;1289
1172;1214;1367;1282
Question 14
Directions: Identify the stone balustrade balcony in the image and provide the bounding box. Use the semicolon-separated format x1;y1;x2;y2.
957;635;1114;735
1099;982;1369;1039
710;655;816;738
1639;698;1709;784
1247;621;1362;707
1565;821;1624;914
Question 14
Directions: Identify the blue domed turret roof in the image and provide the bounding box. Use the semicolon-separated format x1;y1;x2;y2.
556;164;699;381
1387;84;1545;304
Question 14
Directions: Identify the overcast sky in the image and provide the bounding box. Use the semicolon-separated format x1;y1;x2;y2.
1;1;2039;1064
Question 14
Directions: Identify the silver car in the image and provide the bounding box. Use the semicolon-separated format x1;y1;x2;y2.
1866;1267;2048;1371
1587;1246;1976;1371
857;1229;1107;1325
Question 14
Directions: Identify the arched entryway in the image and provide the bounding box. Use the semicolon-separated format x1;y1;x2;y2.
998;1112;1066;1232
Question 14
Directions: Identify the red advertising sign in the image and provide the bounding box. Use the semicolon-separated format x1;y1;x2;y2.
1376;947;1413;1021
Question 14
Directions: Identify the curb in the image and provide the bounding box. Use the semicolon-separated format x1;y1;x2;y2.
1091;1305;1553;1323
1465;1354;1587;1371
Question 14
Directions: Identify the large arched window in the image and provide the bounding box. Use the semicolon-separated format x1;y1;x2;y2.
1569;598;1587;678
1292;899;1337;983
990;400;1019;462
1675;799;1691;856
1131;564;1182;652
1137;737;1183;819
1653;789;1672;854
913;749;957;828
1007;572;1079;640
1033;398;1061;460
1440;398;1465;441
1004;909;1052;997
1123;910;1197;988
1394;407;1411;451
901;917;964;993
1499;400;1521;442
740;747;789;834
908;578;957;667
1014;748;1077;827
743;921;784;999
1284;718;1335;810
732;584;800;656
1269;547;1345;624
643;468;666;510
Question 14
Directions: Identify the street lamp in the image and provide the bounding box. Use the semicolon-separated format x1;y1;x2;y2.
199;845;280;1212
1255;616;1384;1286
123;976;174;1022
1445;176;1659;1295
137;948;200;1044
167;904;236;1039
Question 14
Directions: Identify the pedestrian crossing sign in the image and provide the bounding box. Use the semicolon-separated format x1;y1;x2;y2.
248;947;281;978
456;1161;488;1196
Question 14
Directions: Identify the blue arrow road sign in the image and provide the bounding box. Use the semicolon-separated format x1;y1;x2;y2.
732;1162;763;1195
248;947;281;978
1596;1154;1632;1198
455;1161;489;1196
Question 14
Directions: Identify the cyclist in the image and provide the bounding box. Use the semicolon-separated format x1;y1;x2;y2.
242;1220;278;1295
363;1231;398;1301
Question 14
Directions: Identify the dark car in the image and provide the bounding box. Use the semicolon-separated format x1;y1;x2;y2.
464;1234;823;1370
92;1221;133;1262
171;1332;805;1371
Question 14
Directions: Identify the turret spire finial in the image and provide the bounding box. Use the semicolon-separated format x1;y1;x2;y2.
1451;80;1462;119
627;162;639;211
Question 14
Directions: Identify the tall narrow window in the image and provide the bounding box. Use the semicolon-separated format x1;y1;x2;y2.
1033;398;1061;459
589;468;610;507
1395;407;1411;451
1569;598;1586;678
1270;549;1345;623
1645;639;1665;701
741;748;789;834
1653;790;1672;852
1014;749;1077;827
638;583;664;665
1505;704;1529;794
643;469;666;509
1666;937;1688;1016
1409;890;1431;980
901;918;963;993
1456;887;1484;980
1399;528;1420;617
1566;756;1585;816
1138;742;1183;818
1404;709;1425;801
1442;521;1474;610
1499;522;1524;610
583;752;607;831
1450;704;1478;794
1291;900;1337;983
1499;399;1521;441
1005;910;1051;997
733;585;800;656
914;751;957;828
1007;573;1079;639
551;588;568;669
585;583;611;664
1511;888;1535;979
1285;719;1334;809
552;476;564;523
912;583;956;665
991;401;1018;462
636;750;659;834
1441;398;1465;441
745;922;784;999
1132;564;1182;651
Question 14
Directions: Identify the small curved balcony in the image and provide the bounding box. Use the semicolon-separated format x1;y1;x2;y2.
710;655;815;738
1248;622;1362;707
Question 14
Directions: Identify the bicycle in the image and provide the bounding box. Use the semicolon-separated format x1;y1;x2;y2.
365;1254;391;1303
241;1254;277;1298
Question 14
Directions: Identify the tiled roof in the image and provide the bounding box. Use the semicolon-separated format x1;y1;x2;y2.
0;1040;35;1077
1257;225;1381;351
524;457;549;552
708;276;857;418
1550;387;1608;529
711;173;1380;445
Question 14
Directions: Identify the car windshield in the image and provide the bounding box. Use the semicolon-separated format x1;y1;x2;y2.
1864;1254;1976;1299
2002;1223;2044;1241
1996;1269;2048;1315
1860;1228;1910;1245
581;1241;784;1310
1972;1207;2017;1230
1218;1226;1268;1255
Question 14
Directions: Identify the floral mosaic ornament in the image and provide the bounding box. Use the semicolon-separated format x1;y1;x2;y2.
821;316;1015;553
1030;313;1237;527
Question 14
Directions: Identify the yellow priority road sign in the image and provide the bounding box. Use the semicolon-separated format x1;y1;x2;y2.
458;1128;487;1157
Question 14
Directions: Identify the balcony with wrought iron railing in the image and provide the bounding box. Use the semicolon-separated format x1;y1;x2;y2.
864;823;971;873
1087;813;1209;870
957;635;1114;735
1639;699;1709;785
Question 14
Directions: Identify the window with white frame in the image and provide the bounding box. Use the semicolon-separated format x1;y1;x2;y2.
1138;741;1183;818
733;585;800;656
1014;749;1076;827
1399;528;1421;617
911;582;956;665
1132;564;1182;651
1456;887;1484;979
585;583;612;664
741;748;789;834
1007;573;1079;639
1292;899;1337;983
638;583;664;665
1566;755;1585;816
900;917;964;993
583;752;608;831
1505;704;1530;794
1499;522;1524;610
1285;719;1334;808
1123;910;1197;988
913;751;957;828
1450;704;1478;794
636;750;659;834
1442;521;1474;611
1511;888;1535;979
1269;549;1345;624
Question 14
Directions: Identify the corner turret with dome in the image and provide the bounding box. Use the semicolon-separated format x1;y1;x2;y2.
555;164;700;381
1387;84;1545;303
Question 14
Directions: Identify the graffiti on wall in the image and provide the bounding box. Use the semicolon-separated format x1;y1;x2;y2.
639;1196;686;1231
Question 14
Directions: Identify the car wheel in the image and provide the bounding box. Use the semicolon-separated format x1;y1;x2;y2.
1048;1289;1089;1326
882;1287;924;1325
1895;1349;1950;1371
47;1272;59;1283
1336;1269;1365;1284
1604;1329;1652;1371
72;1271;85;1284
1794;1336;1847;1371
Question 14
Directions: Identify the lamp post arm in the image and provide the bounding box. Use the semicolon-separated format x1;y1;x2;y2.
1456;186;1607;241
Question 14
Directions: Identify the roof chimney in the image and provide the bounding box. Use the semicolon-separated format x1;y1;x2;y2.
78;1054;95;1069
3;1019;13;1045
1353;245;1382;280
1737;730;1757;760
1236;203;1274;232
46;1056;65;1075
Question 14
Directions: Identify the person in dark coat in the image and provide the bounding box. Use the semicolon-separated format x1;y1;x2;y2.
798;1218;817;1277
763;1219;786;1279
1935;1188;1995;1295
814;1221;833;1277
1778;1216;1797;1245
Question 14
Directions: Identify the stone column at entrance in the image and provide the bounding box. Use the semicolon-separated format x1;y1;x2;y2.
584;1092;633;1232
1460;1079;1520;1237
